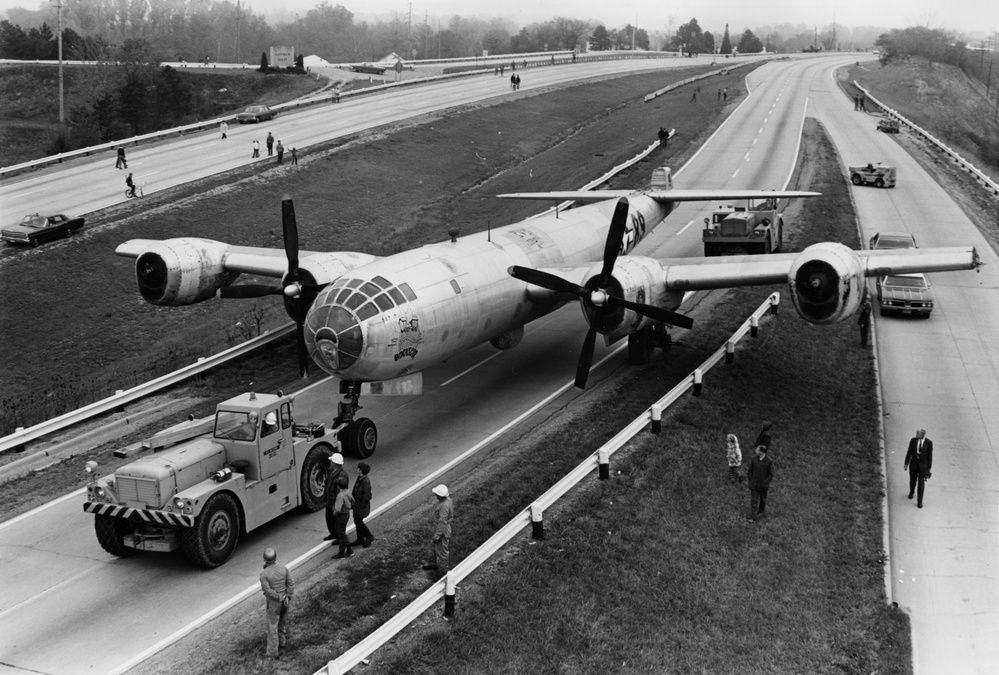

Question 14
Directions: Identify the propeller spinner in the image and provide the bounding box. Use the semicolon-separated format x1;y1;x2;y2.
219;196;323;377
509;198;692;389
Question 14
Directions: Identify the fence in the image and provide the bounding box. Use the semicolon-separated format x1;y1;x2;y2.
315;292;782;675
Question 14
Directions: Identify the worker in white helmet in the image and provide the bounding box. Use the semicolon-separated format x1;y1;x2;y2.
423;484;453;573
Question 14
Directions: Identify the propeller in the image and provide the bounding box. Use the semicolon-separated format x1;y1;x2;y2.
508;198;692;389
218;196;321;378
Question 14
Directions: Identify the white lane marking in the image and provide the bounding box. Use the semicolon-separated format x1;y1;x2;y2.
440;350;504;387
0;489;84;531
0;559;108;621
676;219;698;236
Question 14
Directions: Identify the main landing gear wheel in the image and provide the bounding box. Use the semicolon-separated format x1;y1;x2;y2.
95;515;137;557
347;418;377;458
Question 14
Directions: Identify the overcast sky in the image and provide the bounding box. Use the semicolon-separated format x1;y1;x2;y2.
1;0;993;38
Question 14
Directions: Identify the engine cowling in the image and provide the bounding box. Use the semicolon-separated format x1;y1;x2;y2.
134;239;236;306
788;243;865;324
581;256;684;341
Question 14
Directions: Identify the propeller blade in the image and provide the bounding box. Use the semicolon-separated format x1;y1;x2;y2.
220;284;284;299
600;198;629;283
508;266;585;296
281;196;299;279
607;296;694;330
295;322;309;378
575;327;597;389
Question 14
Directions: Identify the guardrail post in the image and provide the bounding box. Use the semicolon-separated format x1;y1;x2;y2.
770;294;780;315
725;341;735;364
12;427;26;454
444;572;457;618
598;448;610;480
693;369;703;397
323;659;343;675
114;390;126;413
530;502;544;540
650;404;662;434
750;316;759;338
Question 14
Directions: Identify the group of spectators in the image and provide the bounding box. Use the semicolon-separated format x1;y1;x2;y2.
725;421;774;523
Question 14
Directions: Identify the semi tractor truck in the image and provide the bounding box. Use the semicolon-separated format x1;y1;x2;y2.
83;391;337;568
702;198;784;256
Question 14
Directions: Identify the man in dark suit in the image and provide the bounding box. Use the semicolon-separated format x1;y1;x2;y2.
904;428;933;508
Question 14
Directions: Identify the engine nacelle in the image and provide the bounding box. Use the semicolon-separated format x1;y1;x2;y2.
134;239;236;306
788;243;865;324
581;256;684;341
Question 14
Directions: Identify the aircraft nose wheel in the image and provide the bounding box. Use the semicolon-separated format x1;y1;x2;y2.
344;418;377;458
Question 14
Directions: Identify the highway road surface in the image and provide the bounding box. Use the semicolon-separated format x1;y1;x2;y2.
0;53;995;675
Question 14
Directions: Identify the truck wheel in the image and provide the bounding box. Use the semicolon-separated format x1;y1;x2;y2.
704;243;719;257
181;492;240;568
851;174;862;186
348;418;377;458
628;327;654;365
299;443;333;512
95;515;138;558
764;236;772;254
875;177;885;188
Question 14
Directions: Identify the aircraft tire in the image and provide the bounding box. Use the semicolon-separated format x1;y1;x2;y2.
181;492;241;569
349;418;378;459
299;443;334;512
628;328;655;365
94;515;138;557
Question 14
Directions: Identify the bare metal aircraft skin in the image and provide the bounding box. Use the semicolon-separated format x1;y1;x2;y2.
116;167;981;455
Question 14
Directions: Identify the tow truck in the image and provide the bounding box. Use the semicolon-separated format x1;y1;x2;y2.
849;162;896;188
702;198;784;256
83;391;338;568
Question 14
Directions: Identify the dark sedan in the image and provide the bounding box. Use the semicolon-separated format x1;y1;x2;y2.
235;105;276;123
876;273;934;317
2;213;85;246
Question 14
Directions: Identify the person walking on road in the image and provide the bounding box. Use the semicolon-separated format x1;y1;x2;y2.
251;139;260;158
220;120;228;139
266;132;274;156
904;428;933;508
276;140;284;164
747;445;774;523
323;453;347;542
115;146;127;169
423;485;453;573
351;462;374;548
332;475;354;558
259;547;293;659
726;433;742;483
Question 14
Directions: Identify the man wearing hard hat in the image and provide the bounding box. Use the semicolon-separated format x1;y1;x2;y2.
259;547;293;659
323;453;347;543
423;484;453;573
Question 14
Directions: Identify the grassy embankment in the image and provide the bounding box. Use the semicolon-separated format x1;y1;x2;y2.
137;118;909;675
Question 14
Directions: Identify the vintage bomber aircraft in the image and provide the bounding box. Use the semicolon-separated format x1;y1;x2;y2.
115;167;981;458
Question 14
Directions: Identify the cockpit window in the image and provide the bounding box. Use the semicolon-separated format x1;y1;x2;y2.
360;281;380;296
372;276;392;289
345;293;365;310
346;279;364;289
373;293;393;311
335;288;352;305
399;283;417;302
357;302;378;320
388;287;406;304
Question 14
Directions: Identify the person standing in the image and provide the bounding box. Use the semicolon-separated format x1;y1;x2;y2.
754;421;772;451
115;146;127;169
904;428;933;508
290;147;298;165
276;140;284;164
747;445;774;523
266;132;274;156
510;73;516;91
323;452;346;542
351;462;374;547
854;94;860;110
333;85;341;103
423;484;453;573
251;139;260;158
723;87;728;101
858;292;872;347
259;547;293;659
220;120;228;139
332;475;354;558
515;74;521;90
726;433;742;483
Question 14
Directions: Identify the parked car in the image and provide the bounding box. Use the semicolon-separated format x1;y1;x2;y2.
235;105;276;123
877;118;900;133
869;232;917;250
848;162;896;188
2;213;85;246
876;273;934;317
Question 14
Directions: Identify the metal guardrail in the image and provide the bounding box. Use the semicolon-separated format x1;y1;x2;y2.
644;59;756;102
855;81;999;196
316;292;782;675
0;323;294;454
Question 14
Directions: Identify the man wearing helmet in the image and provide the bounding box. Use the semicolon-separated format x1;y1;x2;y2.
423;484;453;573
323;452;347;543
261;411;278;437
259;547;293;658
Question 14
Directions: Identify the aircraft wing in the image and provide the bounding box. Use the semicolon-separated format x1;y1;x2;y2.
115;240;379;278
498;189;820;203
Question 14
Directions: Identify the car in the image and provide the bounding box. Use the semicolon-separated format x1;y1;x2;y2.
2;213;85;246
235;105;276;123
876;273;934;317
848;162;896;188
869;232;917;250
877;118;900;133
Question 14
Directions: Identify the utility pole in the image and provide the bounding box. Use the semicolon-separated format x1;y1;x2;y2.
235;0;241;65
53;0;64;122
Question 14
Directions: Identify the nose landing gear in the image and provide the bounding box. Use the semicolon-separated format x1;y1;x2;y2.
333;382;378;458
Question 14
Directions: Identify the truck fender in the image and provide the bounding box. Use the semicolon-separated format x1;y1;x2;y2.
173;475;247;521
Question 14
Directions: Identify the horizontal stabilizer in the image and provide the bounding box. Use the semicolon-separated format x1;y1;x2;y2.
498;189;820;203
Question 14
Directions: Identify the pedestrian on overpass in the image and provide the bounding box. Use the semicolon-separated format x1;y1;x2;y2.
266;132;274;156
423;484;453;573
251;139;260;158
276;140;284;164
259;547;293;659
